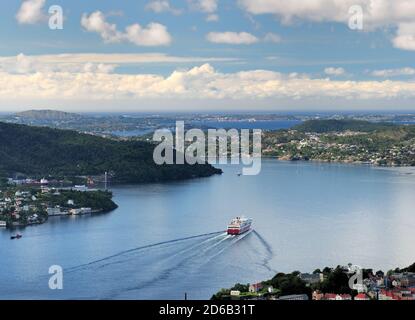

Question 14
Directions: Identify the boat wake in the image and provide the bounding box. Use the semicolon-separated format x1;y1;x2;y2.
62;229;273;299
65;231;225;274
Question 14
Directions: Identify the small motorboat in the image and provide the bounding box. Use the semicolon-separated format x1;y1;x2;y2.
10;234;22;240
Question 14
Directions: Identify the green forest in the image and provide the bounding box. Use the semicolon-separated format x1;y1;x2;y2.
0;122;221;183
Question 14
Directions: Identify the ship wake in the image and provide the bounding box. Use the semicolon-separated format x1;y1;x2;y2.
62;229;273;299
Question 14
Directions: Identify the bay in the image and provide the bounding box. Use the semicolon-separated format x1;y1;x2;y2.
1;159;415;299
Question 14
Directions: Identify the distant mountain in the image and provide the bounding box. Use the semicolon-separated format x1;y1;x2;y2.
294;119;397;133
13;109;83;121
0;122;221;183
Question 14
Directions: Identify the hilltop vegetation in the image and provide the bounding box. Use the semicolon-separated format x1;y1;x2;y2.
262;120;415;166
41;190;118;212
0;122;221;183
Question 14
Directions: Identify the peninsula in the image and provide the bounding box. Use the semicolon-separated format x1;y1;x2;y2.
262;120;415;166
0;122;221;228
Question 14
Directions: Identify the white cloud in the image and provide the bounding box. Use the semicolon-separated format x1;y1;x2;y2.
266;56;279;61
189;0;219;21
0;53;117;74
81;11;123;43
146;1;182;15
190;0;218;13
207;32;259;44
1;63;415;104
125;23;172;46
206;14;219;22
0;53;239;74
324;67;346;76
16;0;46;24
392;23;415;51
81;11;172;46
264;33;281;43
371;67;415;77
238;0;415;51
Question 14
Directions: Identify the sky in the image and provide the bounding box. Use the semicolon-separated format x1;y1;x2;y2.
0;0;415;112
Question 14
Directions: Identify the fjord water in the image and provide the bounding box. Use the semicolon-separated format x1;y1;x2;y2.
1;160;415;299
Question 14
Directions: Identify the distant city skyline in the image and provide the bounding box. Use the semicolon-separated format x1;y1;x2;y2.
1;1;415;111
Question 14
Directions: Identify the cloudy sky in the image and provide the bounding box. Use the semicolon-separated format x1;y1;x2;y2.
1;0;415;112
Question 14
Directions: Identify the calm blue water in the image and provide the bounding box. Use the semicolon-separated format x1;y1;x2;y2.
109;120;302;137
1;160;415;299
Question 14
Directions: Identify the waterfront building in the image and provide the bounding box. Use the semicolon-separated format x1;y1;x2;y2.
278;294;309;301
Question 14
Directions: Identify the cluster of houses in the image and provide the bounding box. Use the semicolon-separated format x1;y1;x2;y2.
228;266;415;301
7;178;50;186
0;189;42;227
376;273;415;300
0;182;93;228
317;269;415;300
263;130;415;166
46;204;92;216
311;268;415;301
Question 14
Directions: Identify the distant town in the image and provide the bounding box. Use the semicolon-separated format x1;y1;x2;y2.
212;263;415;301
262;120;415;166
1;109;415;140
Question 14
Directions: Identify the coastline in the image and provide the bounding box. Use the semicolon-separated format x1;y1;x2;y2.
261;155;415;168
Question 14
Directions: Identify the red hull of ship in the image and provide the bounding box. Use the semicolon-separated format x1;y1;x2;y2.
227;225;251;235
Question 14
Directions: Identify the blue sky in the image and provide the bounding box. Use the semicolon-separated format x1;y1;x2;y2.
0;0;415;112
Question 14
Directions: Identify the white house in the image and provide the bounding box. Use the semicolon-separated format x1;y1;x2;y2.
47;207;63;216
70;208;82;215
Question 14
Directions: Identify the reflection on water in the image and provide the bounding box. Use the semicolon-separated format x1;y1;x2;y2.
1;160;415;299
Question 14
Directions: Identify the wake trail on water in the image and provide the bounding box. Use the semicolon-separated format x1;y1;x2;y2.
253;230;276;273
62;228;275;299
65;231;225;273
97;232;231;272
107;230;256;298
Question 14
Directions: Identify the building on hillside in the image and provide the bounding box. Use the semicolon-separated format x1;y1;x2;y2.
312;290;324;300
399;273;415;288
248;283;263;293
355;293;370;300
47;207;64;216
300;273;323;285
278;294;309;301
319;293;352;300
70;208;82;215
